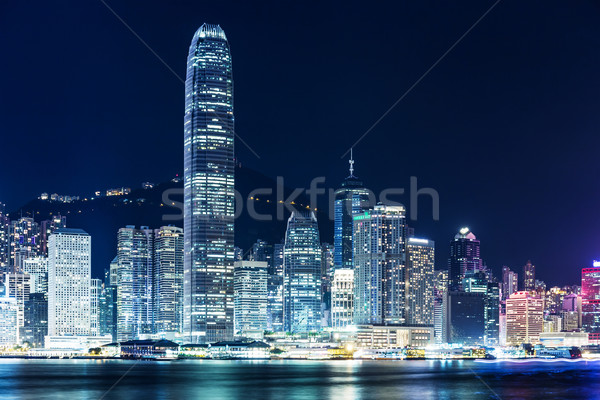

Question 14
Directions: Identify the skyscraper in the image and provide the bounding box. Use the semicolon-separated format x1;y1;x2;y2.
154;226;184;337
582;262;600;335
184;23;235;343
283;211;322;333
333;153;370;268
506;291;544;345
233;261;268;334
448;227;481;291
405;237;435;326
485;282;500;346
331;268;354;329
9;217;40;272
48;228;91;337
522;260;536;292
353;204;407;325
502;266;519;301
21;293;47;348
22;256;48;295
115;226;153;341
0;203;9;272
39;214;66;256
90;278;101;337
267;242;284;332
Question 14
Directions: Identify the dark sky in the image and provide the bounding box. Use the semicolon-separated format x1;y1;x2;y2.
1;1;599;286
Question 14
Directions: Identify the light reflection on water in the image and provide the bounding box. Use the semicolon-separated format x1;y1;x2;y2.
0;359;599;399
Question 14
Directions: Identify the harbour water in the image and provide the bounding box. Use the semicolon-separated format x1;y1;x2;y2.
0;359;599;399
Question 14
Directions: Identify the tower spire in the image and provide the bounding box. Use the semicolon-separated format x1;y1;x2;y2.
349;148;355;177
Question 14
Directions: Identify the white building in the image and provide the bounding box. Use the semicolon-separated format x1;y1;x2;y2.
0;297;18;347
506;291;544;345
22;256;48;294
48;228;91;339
3;272;31;343
234;261;268;334
331;269;354;329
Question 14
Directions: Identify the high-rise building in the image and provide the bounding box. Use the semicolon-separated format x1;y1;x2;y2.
233;261;268;334
485;282;500;346
353;204;407;325
3;272;31;342
443;291;485;345
99;269;116;341
22;256;48;294
283;211;322;333
154;226;184;337
448;228;481;291
582;262;600;335
9;217;40;272
0;203;9;272
333;153;370;268
21;292;47;348
115;226;153;341
434;270;448;344
321;242;334;327
267;242;284;332
502;266;519;301
39;215;66;256
462;271;488;293
183;23;235;344
0;297;17;346
506;291;544;346
405;238;435;326
522;260;536;292
48;228;91;337
331;268;354;329
90;278;101;337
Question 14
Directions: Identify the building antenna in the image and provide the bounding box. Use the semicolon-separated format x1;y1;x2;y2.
349;148;355;177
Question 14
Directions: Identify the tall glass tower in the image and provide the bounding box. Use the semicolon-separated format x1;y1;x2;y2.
183;24;235;343
333;152;370;268
283;211;322;333
448;228;481;291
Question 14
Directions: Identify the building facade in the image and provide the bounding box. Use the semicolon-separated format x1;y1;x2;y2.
582;263;600;335
154;226;184;337
183;23;235;343
448;228;481;291
506;291;544;346
331;268;354;329
405;238;435;326
48;228;91;337
283;211;322;333
233;261;268;333
353;204;407;325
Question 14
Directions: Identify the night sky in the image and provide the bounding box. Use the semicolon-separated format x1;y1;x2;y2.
1;1;599;286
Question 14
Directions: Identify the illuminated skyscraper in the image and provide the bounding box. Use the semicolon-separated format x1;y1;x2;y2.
154;226;184;337
405;237;435;326
333;153;370;268
506;291;544;345
582;261;600;335
502;266;518;301
283;211;322;333
48;228;91;337
0;203;9;271
39;215;66;256
522;260;536;292
353;204;407;325
183;23;235;343
448;228;481;291
233;261;268;333
331;268;354;329
267;242;284;332
22;256;48;295
9;217;40;272
115;226;153;341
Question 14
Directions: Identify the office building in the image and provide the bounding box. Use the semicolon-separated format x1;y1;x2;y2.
21;292;47;348
353;204;407;325
48;228;91;337
506;291;544;346
0;297;18;346
22;256;48;294
333;153;370;268
233;261;268;333
0;203;9;271
154;226;184;337
485;282;500;346
39;215;66;256
90;278;101;336
448;228;481;291
444;291;485;345
9;217;40;272
267;242;284;332
115;226;154;341
184;23;235;344
582;262;600;335
405;237;435;326
502;266;519;301
283;211;322;333
331;268;354;329
522;260;536;292
3;272;31;342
